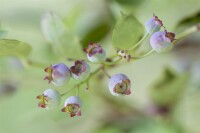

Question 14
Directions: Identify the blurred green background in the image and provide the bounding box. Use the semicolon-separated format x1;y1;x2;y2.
0;0;200;133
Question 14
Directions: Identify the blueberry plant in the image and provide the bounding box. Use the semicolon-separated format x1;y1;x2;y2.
0;12;198;117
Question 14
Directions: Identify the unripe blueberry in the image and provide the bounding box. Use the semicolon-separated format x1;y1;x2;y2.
36;89;61;109
44;63;71;86
70;60;90;80
108;74;131;96
145;15;163;34
61;96;82;117
150;31;175;53
83;43;106;63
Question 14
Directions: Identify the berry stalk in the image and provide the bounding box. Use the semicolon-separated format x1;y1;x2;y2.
127;32;149;52
61;66;102;97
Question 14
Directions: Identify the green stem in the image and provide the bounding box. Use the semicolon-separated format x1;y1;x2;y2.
77;87;80;96
19;56;30;69
61;67;102;97
101;66;111;79
131;49;154;59
174;24;200;44
67;58;90;63
109;54;118;59
61;87;75;97
127;32;149;52
86;80;89;90
27;60;47;68
101;57;122;66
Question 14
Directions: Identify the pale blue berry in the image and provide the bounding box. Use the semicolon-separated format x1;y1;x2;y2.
61;96;82;117
70;60;90;80
36;89;61;109
109;74;131;96
44;63;71;86
145;15;163;34
150;31;175;53
83;43;106;63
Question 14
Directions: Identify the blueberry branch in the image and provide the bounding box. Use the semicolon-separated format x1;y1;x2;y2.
109;54;119;59
61;66;102;97
101;57;122;66
174;24;200;44
67;58;90;63
131;49;154;59
67;57;122;66
37;14;194;117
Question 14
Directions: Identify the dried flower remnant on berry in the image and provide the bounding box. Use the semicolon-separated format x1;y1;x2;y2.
70;60;90;80
36;89;61;109
109;74;131;96
145;14;163;34
153;15;163;27
83;43;106;63
61;96;82;117
165;31;176;42
36;94;49;108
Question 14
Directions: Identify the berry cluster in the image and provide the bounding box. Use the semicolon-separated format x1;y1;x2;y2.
36;14;176;117
145;14;176;52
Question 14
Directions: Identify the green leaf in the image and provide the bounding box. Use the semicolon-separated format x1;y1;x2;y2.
81;21;112;48
63;8;113;48
150;68;188;106
0;39;32;57
112;13;144;50
176;11;200;32
41;12;84;59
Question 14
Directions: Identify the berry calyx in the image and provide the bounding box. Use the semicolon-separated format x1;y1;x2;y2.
109;74;131;96
83;43;106;63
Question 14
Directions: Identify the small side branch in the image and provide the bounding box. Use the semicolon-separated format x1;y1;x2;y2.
127;32;149;52
101;66;111;79
61;67;102;97
131;49;154;59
